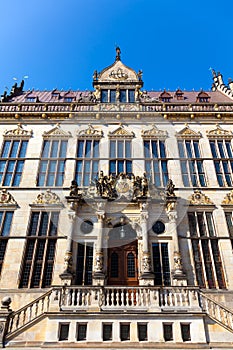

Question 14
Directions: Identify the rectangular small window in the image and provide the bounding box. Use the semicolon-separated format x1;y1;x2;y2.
103;323;112;341
120;323;130;341
77;323;87;341
58;323;69;341
101;90;108;103
163;323;173;341
138;323;147;341
181;324;191;341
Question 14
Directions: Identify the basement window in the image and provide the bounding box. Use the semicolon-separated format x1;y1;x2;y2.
58;323;69;341
181;323;191;341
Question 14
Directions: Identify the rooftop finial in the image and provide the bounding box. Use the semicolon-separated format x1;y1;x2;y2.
115;46;121;61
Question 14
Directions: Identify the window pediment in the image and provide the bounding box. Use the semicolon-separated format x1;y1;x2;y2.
0;189;18;208
30;189;63;208
108;124;135;138
4;124;32;139
176;124;202;139
206;124;233;139
77;124;103;139
189;190;214;206
222;190;233;206
42;124;72;139
141;124;168;140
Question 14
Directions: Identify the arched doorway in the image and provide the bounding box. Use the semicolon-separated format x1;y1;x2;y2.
108;223;138;286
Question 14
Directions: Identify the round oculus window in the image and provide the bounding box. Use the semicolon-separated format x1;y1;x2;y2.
152;221;165;234
80;220;94;234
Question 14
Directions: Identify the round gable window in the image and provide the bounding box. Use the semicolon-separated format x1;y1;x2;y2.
80;220;93;234
152;221;165;234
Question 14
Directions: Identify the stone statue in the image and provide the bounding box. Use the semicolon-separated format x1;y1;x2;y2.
69;179;79;197
141;172;149;197
166;179;175;197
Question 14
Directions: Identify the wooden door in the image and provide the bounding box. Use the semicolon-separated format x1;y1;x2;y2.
108;240;138;286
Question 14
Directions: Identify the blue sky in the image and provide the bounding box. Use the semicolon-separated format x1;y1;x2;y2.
0;0;232;93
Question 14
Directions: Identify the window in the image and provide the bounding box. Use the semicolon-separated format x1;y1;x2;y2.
58;323;69;341
37;140;67;187
101;89;135;103
181;324;191;341
103;324;112;341
210;140;233;186
0;140;28;186
152;243;171;286
0;211;13;275
120;323;130;341
75;140;99;186
19;211;59;288
144;140;168;187
76;243;93;285
188;212;226;289
127;252;135;277
138;323;147;341
110;252;118;278
64;97;73;102
109;140;132;175
224;212;233;249
178;140;206;187
163;323;173;341
77;323;87;341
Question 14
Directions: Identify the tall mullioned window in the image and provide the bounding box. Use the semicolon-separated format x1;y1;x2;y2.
144;140;168;187
0;140;28;186
37;140;67;187
0;211;13;275
152;243;171;286
209;140;233;186
188;212;225;289
109;140;132;175
225;212;233;249
20;211;59;288
75;140;99;186
178;140;206;187
76;243;93;285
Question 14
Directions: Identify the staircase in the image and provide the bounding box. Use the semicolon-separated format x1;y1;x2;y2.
5;288;57;341
2;287;233;344
199;292;233;333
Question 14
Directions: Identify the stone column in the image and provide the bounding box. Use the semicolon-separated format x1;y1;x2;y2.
92;209;105;286
167;203;187;286
139;203;154;286
59;210;76;285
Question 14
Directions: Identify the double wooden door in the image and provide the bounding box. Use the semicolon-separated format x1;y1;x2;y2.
108;240;138;286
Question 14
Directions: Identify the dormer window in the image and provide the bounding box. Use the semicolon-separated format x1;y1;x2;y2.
64;97;73;102
159;90;172;103
26;97;37;102
196;91;210;103
175;89;184;101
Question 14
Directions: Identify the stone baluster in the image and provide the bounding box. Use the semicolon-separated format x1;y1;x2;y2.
93;208;105;286
59;210;76;285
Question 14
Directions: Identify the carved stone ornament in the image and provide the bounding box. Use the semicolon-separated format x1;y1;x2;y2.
173;251;184;275
33;189;62;205
141;124;168;140
0;189;17;207
4;123;32;138
222;190;233;205
189;190;213;206
108;124;135;138
206;124;233;139
176;123;202;139
42;123;72;138
142;252;152;273
94;251;104;273
77;124;103;138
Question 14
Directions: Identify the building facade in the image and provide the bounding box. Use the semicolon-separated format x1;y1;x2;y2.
0;49;233;348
